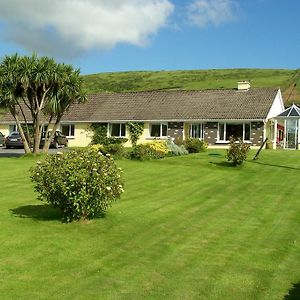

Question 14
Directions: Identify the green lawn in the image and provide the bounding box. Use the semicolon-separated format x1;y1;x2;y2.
0;151;300;299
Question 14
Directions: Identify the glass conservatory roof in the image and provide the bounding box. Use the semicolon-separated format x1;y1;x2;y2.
277;104;300;118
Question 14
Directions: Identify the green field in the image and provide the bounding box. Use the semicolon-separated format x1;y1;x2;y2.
82;68;300;104
0;151;300;299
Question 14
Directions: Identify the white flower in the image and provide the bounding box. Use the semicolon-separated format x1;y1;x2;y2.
106;186;111;191
98;152;103;155
37;161;41;164
57;152;63;155
92;168;97;171
118;167;122;171
120;188;124;193
106;153;111;157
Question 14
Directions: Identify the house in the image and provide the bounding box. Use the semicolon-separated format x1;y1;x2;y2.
0;82;285;148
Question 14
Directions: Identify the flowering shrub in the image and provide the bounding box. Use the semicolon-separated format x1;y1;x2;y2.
147;141;168;157
30;148;124;222
227;137;250;165
130;141;168;160
184;138;208;153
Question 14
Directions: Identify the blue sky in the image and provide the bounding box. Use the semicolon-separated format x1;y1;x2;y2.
0;0;299;74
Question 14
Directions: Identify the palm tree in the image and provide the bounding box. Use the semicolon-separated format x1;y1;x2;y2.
0;54;86;153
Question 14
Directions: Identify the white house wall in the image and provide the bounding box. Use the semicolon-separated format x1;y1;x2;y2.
266;89;285;120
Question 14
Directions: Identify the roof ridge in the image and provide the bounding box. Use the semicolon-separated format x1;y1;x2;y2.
87;86;279;96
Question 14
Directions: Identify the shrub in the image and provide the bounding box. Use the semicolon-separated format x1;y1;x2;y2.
166;142;188;156
30;148;124;222
184;138;207;153
130;144;153;161
227;137;250;166
103;143;125;157
147;141;168;158
90;143;125;158
130;141;168;160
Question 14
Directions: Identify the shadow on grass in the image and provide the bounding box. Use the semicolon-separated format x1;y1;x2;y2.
210;161;239;168
250;160;300;171
10;204;62;221
284;282;300;300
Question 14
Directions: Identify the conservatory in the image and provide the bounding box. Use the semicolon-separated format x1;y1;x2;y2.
276;104;300;150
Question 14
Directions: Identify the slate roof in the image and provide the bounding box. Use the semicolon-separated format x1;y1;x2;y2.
277;104;300;118
0;87;280;123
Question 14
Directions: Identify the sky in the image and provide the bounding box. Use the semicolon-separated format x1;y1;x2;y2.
0;0;299;75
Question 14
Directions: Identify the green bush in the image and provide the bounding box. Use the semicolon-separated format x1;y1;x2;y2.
130;142;168;160
166;142;188;156
227;137;250;166
30;148;124;222
102;143;125;158
184;138;207;153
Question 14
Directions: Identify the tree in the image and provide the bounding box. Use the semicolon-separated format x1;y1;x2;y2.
0;54;86;153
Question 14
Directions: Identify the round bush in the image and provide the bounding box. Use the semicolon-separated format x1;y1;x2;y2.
184;138;207;153
30;148;124;222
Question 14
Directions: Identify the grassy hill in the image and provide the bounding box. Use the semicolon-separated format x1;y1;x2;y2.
82;68;300;104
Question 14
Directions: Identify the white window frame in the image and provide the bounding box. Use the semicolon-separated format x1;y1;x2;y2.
108;123;126;138
189;123;204;139
9;124;18;133
218;122;251;142
149;123;168;138
61;124;75;138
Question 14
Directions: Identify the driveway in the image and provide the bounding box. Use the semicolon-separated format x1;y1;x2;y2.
0;147;67;157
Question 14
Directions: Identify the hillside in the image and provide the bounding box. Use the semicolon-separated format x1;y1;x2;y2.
82;68;300;104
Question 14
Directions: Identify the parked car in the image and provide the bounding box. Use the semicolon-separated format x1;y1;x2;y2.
40;131;68;149
0;132;5;146
5;132;24;148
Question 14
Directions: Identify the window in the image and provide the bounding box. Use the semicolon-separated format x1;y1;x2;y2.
9;124;18;133
109;123;126;137
150;123;168;138
61;124;75;137
190;124;203;139
218;123;251;141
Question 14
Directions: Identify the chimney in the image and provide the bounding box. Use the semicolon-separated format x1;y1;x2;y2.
237;81;251;90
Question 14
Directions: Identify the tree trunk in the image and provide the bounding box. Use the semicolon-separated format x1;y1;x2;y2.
42;116;61;153
14;114;31;154
33;112;41;153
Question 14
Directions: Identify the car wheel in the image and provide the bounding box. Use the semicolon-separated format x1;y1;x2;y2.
6;145;10;149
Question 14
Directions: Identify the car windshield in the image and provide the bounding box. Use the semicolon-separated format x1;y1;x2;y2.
10;132;20;137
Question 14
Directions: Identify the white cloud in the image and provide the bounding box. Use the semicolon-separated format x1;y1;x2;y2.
187;0;236;27
0;0;174;57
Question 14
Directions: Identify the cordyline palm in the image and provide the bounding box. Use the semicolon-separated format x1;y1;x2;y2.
42;67;86;152
0;53;86;154
0;54;31;153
